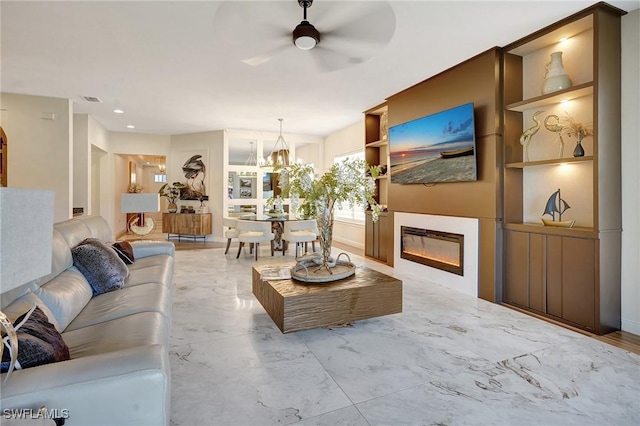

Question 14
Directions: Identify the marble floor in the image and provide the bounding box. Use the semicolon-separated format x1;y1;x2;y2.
169;246;640;426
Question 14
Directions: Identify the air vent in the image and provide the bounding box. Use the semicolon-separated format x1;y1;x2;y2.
81;96;103;103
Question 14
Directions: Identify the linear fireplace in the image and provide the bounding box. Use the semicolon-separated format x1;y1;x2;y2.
400;226;464;276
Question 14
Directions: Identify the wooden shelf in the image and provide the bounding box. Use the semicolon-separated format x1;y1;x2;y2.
501;3;623;335
504;222;596;238
505;156;593;168
506;83;593;112
507;15;593;56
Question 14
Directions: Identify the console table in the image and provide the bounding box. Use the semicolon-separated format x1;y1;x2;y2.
162;213;212;242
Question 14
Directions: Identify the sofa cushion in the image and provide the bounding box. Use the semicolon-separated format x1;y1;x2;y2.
75;215;114;242
112;240;135;265
35;268;93;332
1;305;70;373
54;218;92;249
72;238;129;296
126;255;174;288
64;283;171;332
2;291;61;332
62;312;168;358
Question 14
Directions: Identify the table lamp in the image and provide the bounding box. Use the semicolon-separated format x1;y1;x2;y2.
121;193;160;239
0;187;55;384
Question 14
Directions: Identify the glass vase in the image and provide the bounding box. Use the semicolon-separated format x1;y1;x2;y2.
315;198;335;273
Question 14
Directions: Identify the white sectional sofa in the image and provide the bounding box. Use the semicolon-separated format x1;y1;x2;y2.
0;215;174;425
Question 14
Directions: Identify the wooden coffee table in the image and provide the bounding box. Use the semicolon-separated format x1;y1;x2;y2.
252;265;402;333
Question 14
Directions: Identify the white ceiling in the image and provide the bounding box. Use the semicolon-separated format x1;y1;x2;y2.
2;0;638;138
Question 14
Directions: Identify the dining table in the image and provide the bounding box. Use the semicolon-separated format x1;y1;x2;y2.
233;211;299;252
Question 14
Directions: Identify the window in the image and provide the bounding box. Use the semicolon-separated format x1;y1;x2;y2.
154;174;167;183
333;150;366;222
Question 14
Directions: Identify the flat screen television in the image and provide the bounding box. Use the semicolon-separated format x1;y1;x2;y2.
389;102;477;184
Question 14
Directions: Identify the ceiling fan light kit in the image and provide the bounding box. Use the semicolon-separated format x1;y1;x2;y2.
293;21;320;50
293;0;319;50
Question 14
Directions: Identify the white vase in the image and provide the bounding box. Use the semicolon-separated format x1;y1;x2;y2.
542;51;572;95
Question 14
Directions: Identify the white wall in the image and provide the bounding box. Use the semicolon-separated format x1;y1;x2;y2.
109;132;171;235
620;9;640;335
323;121;366;247
73;114;90;216
88;116;111;223
109;132;171;157
170;131;224;240
0;93;73;222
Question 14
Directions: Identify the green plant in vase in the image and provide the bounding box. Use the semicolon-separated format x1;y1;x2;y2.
278;159;381;275
158;182;184;212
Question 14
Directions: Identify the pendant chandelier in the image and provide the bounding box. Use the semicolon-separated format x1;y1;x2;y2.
261;118;290;169
245;141;257;167
240;141;258;176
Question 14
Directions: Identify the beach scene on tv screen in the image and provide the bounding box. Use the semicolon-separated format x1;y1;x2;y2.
389;103;476;184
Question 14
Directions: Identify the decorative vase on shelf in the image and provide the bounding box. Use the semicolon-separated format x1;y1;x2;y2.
168;202;178;213
573;135;585;157
542;51;572;95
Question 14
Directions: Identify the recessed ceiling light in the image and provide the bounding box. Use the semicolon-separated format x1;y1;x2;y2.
560;37;569;42
126;125;135;129
114;109;124;114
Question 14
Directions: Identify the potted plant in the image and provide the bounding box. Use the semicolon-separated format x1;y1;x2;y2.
278;159;381;274
158;182;184;213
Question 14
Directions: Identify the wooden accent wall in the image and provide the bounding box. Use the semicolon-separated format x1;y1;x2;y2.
386;48;503;301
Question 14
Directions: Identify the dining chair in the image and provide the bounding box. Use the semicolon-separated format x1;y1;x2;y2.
236;220;275;261
223;217;239;254
283;219;318;258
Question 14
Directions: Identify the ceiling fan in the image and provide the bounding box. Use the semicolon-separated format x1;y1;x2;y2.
212;0;396;73
292;0;320;50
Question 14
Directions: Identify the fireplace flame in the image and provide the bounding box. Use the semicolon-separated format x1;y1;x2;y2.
403;249;460;267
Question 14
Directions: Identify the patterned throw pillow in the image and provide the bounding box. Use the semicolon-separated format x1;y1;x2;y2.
112;240;135;265
1;305;70;373
72;238;129;296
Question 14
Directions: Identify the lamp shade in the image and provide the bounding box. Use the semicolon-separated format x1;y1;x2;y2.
0;188;54;293
121;193;160;214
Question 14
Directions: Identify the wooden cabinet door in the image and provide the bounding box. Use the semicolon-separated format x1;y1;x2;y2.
377;214;389;263
562;237;596;330
365;213;375;258
504;230;529;307
546;235;563;318
528;233;544;312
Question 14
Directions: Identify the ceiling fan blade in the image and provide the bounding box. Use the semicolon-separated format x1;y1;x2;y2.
315;1;396;48
309;44;362;73
242;44;290;67
307;1;395;72
211;1;296;64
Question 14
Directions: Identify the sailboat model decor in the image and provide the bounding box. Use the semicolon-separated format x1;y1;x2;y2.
541;188;575;228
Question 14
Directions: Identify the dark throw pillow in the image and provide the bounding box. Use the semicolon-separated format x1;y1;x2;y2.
72;238;129;296
1;305;70;373
112;240;135;265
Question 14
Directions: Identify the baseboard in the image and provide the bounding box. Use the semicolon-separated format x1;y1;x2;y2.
622;317;640;335
333;236;364;250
